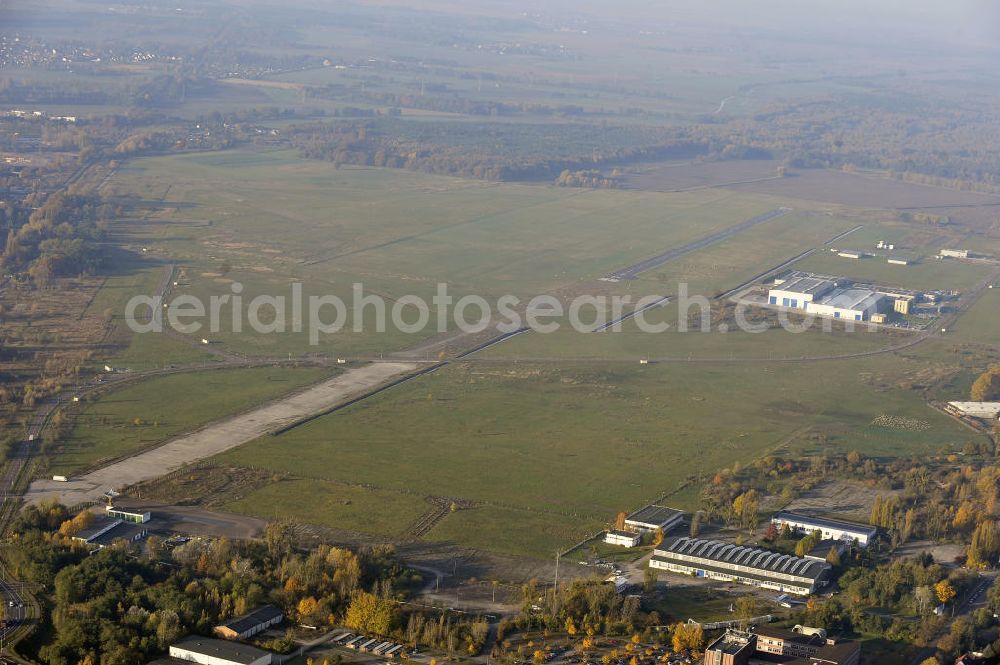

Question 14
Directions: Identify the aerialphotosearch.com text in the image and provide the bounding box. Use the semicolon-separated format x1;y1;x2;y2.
125;281;872;345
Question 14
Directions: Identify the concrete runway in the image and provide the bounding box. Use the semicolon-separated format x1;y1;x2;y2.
26;361;417;507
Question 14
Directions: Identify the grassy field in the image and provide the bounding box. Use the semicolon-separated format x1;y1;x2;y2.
100;151;996;560
217;350;981;557
625;209;859;296
647;585;753;624
949;288;1000;347
225;478;427;537
106;149;812;357
791;251;992;292
53;366;332;476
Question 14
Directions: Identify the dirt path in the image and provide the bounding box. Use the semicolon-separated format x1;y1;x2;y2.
25;362;417;507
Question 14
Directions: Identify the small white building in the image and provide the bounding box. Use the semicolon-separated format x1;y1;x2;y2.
106;504;151;523
771;512;878;547
605;530;641;547
170;637;273;665
838;250;864;259
887;258;910;266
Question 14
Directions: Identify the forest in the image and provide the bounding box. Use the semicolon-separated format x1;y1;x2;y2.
9;504;419;665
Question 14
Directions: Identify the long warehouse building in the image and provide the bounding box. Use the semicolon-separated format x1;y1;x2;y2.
649;537;831;596
771;512;878;547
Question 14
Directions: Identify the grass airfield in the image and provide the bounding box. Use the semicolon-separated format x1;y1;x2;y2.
73;148;995;558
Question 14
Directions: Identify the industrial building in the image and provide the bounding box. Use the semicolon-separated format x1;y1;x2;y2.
940;248;970;259
946;402;1000;419
168;636;274;665
72;516;150;549
649;537;831;595
767;274;885;321
703;627;860;665
624;505;684;533
106;504;151;523
771;512;878;547
213;605;284;641
767;275;837;309
604;530;641;547
804;287;884;321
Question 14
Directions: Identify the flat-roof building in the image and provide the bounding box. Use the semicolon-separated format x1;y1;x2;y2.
805;287;884;322
169;636;274;665
771;512;877;547
703;628;860;665
704;631;755;665
605;530;641;547
106;504;151;523
751;626;861;665
946;402;1000;419
940;249;970;259
72;517;150;549
624;505;684;533
768;276;838;310
213;605;283;641
650;537;831;596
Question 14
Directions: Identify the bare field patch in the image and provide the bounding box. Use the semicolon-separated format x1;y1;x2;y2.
776;479;895;523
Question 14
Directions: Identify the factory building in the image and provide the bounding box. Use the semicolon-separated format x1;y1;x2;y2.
213;605;284;641
804;287;885;321
940;249;970;259
649;537;831;596
624;505;684;534
767;275;837;310
946;402;1000;419
771;512;878;547
168;637;273;665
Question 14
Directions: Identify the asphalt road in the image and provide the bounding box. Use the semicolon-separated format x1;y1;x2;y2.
0;576;27;653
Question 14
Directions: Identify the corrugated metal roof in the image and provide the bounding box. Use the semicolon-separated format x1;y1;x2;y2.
663;537;829;581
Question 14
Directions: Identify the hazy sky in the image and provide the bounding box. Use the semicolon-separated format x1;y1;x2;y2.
546;0;1000;49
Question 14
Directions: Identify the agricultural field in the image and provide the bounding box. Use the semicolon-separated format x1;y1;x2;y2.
51;365;332;477
215;347;982;558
